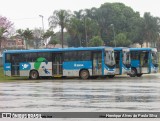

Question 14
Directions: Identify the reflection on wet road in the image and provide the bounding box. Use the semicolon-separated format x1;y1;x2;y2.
0;74;160;112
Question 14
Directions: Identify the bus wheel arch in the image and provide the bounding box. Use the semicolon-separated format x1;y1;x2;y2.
129;68;137;77
29;70;39;79
79;69;90;79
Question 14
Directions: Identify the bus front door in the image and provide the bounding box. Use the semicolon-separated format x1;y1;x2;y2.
11;54;20;76
52;53;63;77
92;52;102;76
140;52;149;74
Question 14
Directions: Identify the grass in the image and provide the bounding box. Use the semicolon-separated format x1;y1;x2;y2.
0;67;28;82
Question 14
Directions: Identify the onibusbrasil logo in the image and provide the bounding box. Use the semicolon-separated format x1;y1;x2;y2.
34;57;50;74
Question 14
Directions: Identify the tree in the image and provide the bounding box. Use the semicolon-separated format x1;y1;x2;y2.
143;12;160;47
43;30;57;47
49;36;58;47
0;16;13;49
47;2;160;48
115;33;131;47
43;29;55;39
48;10;71;48
94;3;142;46
66;9;100;47
33;28;43;48
17;28;33;49
89;36;104;47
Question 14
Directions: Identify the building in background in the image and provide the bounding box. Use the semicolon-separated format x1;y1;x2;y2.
1;35;26;50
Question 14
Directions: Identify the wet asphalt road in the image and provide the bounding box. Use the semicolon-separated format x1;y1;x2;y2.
0;74;160;112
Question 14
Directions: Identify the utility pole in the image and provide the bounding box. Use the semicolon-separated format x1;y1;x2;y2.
39;15;44;32
110;24;116;47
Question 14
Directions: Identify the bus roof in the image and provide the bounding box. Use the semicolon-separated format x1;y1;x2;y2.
3;46;113;54
114;47;128;51
129;48;157;51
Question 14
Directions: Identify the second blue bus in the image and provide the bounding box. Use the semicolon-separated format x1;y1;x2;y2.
114;47;131;76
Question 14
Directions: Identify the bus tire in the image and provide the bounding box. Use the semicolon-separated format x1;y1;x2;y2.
129;68;137;77
137;74;143;77
108;75;115;78
29;70;39;79
79;69;89;79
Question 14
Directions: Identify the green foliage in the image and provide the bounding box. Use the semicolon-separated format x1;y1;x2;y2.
43;30;55;39
114;33;131;47
10;2;160;48
17;28;33;48
89;36;104;47
142;12;160;47
49;10;71;48
49;36;58;47
48;2;160;48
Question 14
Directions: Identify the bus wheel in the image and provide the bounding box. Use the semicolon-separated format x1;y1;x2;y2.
80;70;89;79
108;75;115;78
30;70;39;79
129;68;137;77
137;74;142;77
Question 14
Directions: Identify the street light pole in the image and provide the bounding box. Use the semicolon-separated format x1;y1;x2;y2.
39;15;45;48
84;17;88;47
110;24;116;47
39;15;44;32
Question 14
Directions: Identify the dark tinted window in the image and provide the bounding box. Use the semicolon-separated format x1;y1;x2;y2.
23;53;37;62
37;52;52;61
64;51;91;61
5;52;52;63
5;54;11;63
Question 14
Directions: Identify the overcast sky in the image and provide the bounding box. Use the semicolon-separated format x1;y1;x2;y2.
0;0;160;31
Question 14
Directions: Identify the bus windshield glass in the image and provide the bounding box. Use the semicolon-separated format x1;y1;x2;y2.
123;51;130;65
151;51;158;65
105;50;115;67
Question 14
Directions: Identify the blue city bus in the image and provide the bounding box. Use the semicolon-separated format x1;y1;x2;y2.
3;47;115;79
114;47;131;76
130;48;159;77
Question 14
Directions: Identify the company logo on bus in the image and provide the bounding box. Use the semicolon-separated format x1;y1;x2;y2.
22;64;29;69
34;57;50;74
20;63;31;70
74;64;84;67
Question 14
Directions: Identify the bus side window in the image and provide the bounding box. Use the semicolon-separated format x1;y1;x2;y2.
131;51;139;60
37;52;52;61
77;51;91;61
23;53;37;62
5;54;11;63
64;52;76;61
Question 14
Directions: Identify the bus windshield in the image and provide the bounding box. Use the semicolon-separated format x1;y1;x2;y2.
151;51;158;65
105;50;115;67
123;51;131;65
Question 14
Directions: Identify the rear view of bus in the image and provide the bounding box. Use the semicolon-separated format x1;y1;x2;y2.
114;48;131;76
130;48;158;77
